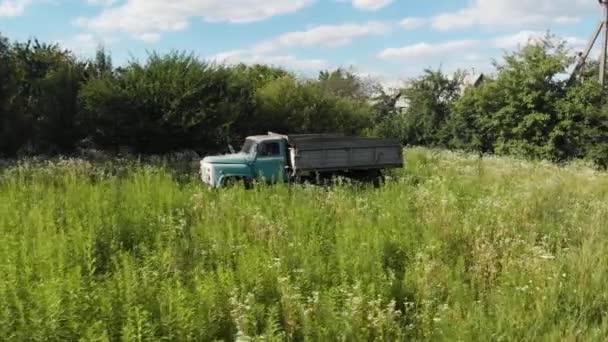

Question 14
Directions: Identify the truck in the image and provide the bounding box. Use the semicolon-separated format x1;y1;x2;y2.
199;132;403;188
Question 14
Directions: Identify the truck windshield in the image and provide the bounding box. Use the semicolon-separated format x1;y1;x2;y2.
240;139;256;154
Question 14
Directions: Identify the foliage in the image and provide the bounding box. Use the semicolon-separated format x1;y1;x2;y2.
2;149;608;340
1;31;608;167
0;34;20;156
317;67;375;100
377;69;462;147
80;52;259;153
255;76;372;135
79;54;374;153
0;36;86;155
431;32;608;167
0;33;376;156
367;32;608;167
451;34;573;160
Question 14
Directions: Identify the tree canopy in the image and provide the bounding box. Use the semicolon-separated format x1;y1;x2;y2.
0;32;607;166
374;33;608;166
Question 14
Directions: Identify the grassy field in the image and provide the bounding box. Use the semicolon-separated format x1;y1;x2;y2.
1;148;608;341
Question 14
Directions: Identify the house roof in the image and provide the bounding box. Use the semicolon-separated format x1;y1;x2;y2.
463;73;484;87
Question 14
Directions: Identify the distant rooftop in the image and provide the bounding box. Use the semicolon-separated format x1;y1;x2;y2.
463;72;485;88
461;70;485;94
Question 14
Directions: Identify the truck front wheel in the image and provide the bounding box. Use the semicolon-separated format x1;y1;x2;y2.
221;177;253;190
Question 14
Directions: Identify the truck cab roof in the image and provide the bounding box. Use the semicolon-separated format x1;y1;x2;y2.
247;132;347;143
246;135;283;142
248;132;400;149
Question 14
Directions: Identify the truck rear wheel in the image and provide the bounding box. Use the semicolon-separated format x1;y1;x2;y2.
372;173;385;188
360;170;384;188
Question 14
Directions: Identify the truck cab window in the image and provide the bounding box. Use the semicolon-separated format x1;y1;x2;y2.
259;142;281;157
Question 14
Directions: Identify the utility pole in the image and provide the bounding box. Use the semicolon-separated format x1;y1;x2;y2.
569;0;608;86
600;0;608;86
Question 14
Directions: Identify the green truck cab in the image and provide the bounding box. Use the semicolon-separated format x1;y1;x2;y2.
200;134;288;188
200;132;403;188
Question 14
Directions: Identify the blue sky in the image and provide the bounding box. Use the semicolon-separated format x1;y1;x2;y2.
0;0;602;87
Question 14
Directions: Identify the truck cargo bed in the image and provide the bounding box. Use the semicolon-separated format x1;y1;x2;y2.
276;133;403;173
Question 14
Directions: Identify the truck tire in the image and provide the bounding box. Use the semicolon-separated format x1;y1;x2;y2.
243;178;253;190
365;170;384;188
372;173;385;188
222;177;253;190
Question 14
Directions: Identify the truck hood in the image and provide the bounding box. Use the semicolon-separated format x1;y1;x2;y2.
203;153;251;164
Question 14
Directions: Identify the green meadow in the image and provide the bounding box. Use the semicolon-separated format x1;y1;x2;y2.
1;148;607;341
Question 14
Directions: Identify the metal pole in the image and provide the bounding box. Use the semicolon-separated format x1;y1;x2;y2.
568;21;604;85
600;1;608;86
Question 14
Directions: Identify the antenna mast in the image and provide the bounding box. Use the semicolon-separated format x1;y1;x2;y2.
569;0;608;86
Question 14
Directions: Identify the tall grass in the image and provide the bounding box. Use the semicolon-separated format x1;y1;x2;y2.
1;148;608;341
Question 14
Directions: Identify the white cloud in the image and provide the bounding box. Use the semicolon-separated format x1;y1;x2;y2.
252;21;392;53
56;33;115;56
86;0;117;6
212;49;330;70
492;30;587;51
378;40;480;60
208;20;393;73
340;0;394;11
0;0;31;16
400;17;426;30
76;0;314;41
566;37;587;52
376;31;588;81
134;33;161;43
462;53;485;63
355;70;408;90
492;30;545;50
555;16;581;25
209;20;391;73
431;0;593;31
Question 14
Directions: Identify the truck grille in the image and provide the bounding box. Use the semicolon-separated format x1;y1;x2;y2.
200;162;212;185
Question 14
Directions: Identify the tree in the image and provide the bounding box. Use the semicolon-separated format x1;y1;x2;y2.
2;31;606;163
80;52;260;153
255;76;372;135
448;78;497;153
375;69;462;147
552;79;608;166
0;38;85;155
84;46;113;79
224;63;290;144
0;34;21;156
317;67;375;100
0;34;14;106
449;33;574;160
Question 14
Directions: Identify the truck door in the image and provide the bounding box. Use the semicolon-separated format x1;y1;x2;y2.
254;140;286;183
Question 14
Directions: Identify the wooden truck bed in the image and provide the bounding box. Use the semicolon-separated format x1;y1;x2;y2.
276;133;403;173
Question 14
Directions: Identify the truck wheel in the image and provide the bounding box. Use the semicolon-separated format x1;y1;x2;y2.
221;177;237;188
369;171;384;188
372;175;383;188
243;178;253;190
222;177;252;190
